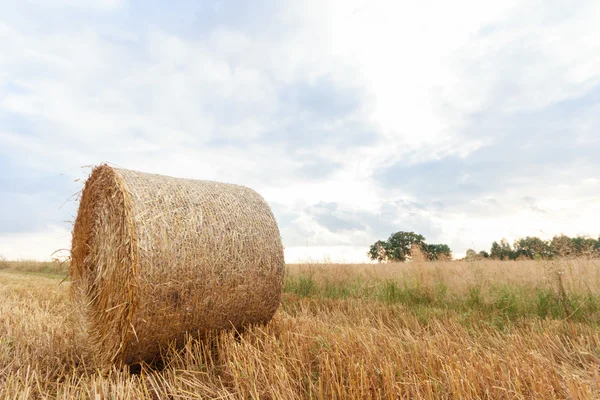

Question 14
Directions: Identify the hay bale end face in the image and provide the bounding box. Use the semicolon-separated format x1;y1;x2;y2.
70;165;285;365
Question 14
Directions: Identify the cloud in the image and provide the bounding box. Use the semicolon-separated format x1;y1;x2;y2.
307;202;366;233
294;158;342;180
1;0;600;262
522;196;547;215
278;77;363;119
192;0;284;35
0;156;79;234
376;82;600;210
0;228;71;261
31;0;123;10
300;200;444;248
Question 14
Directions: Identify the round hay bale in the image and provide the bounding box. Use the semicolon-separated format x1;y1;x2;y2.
70;164;285;365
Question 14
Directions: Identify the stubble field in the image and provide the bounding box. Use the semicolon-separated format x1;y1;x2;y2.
1;259;600;399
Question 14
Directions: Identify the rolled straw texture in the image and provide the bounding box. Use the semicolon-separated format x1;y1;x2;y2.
70;165;285;365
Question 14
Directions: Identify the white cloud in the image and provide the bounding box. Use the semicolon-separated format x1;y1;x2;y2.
26;0;123;11
0;227;71;261
0;0;599;262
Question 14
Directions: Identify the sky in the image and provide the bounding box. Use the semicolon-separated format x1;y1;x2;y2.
0;0;599;262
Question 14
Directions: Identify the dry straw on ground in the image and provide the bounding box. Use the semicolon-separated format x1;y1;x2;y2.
70;164;285;366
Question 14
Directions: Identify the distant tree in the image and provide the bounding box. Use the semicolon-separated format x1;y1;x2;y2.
465;249;478;260
572;236;598;257
464;248;489;260
425;244;452;261
468;234;600;262
490;241;501;259
386;231;427;262
368;240;389;263
368;231;443;262
432;244;452;260
513;236;553;259
490;239;514;260
503;239;516;260
551;235;575;258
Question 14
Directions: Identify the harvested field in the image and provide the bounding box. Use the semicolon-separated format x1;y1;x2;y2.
1;259;600;398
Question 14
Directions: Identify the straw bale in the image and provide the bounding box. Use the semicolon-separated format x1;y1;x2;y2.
70;165;285;365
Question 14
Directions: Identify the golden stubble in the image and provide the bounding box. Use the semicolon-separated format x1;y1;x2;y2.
1;258;600;399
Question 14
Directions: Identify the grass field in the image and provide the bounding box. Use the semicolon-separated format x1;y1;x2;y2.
1;259;600;399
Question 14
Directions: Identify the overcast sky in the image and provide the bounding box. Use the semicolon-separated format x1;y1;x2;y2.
1;0;599;262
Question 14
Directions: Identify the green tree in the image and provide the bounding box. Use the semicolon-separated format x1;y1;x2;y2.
513;236;553;259
551;235;574;258
490;241;501;259
425;244;452;260
367;231;427;262
478;250;490;259
572;236;598;257
387;231;427;261
490;239;514;260
367;240;389;263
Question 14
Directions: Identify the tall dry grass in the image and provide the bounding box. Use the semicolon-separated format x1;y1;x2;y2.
0;259;69;276
1;259;600;399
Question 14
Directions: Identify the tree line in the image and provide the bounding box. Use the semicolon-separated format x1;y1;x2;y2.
368;231;452;262
466;235;600;261
368;232;600;262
